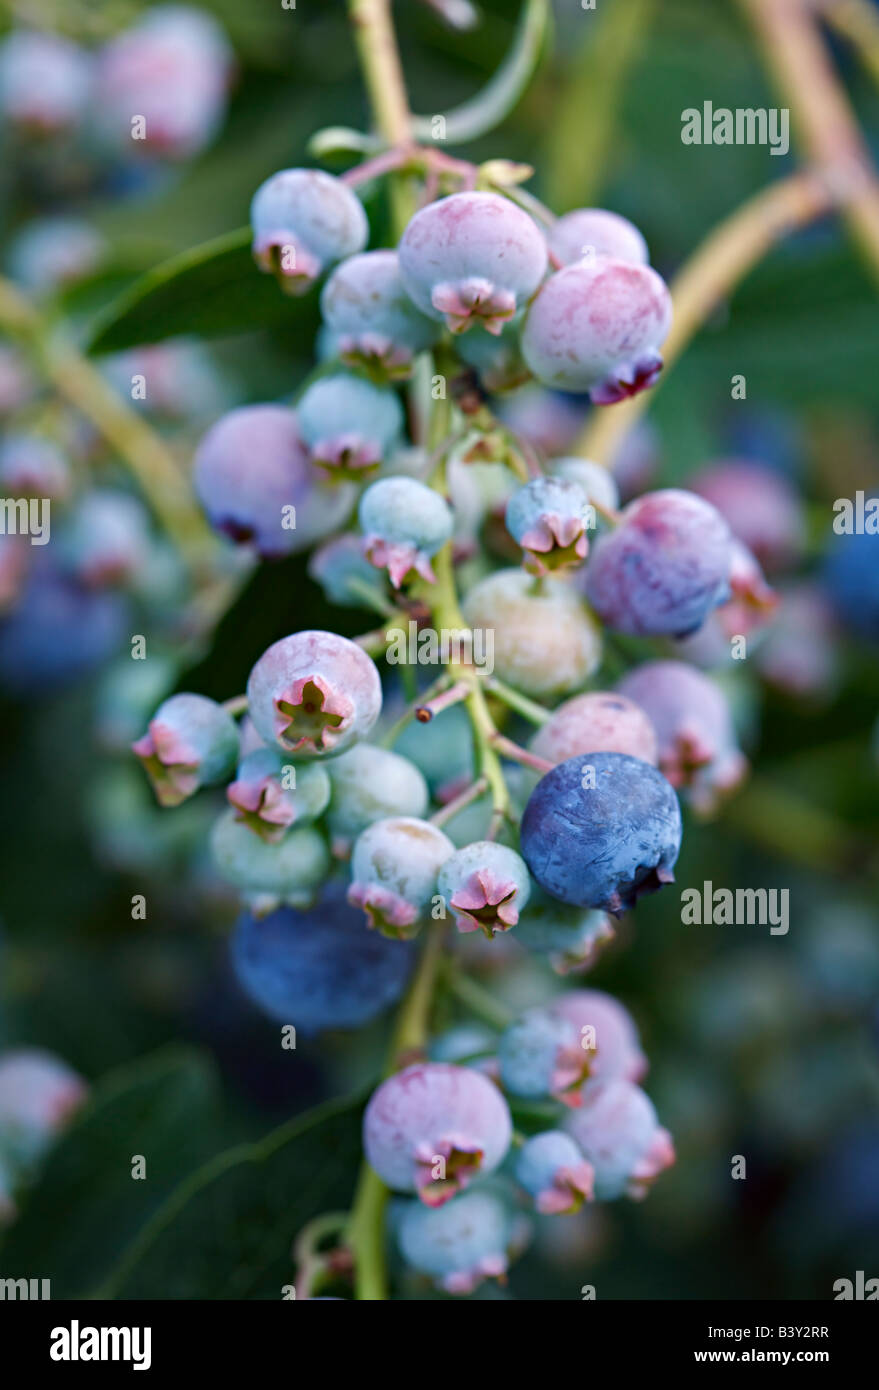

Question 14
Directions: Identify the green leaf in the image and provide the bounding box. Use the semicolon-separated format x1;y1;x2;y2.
412;0;552;146
85;228;314;353
98;1090;366;1300
0;1047;220;1297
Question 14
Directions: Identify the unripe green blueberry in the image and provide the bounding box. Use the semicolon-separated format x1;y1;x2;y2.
327;743;429;847
359;475;454;587
210;808;329;915
348;815;454;938
297;373;403;480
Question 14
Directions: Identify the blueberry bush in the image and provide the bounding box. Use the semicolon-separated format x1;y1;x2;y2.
0;0;878;1302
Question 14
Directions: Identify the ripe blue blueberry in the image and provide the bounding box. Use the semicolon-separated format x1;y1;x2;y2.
565;1079;675;1200
210;808;329;914
358;475;453;587
437;840;531;937
363;1061;513;1205
193;405;354;557
824;518;879;641
582;489;733;638
547;208;649;267
231;881;414;1034
617;660;747;814
250;169;368;295
498;1007;588;1104
520;752;682;915
515;1130;594;1213
297;374;403;480
505;476;591;576
398;191;547;335
326;743;429;848
133;692;240;807
246;629;383;757
397;1188;513;1293
227;750;330;843
0;561;128;696
320;249;438;380
521;258;671;401
348;816;454;938
461;567;602;697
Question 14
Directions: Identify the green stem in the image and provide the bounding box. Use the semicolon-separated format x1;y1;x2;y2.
486;678;550;726
444;964;513;1031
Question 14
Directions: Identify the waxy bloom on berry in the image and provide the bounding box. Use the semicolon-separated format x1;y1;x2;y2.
210;809;329;914
359;475;453;587
499;1008;591;1106
397;1188;514;1294
348;816;454;938
505;476;591;575
297;374;403;480
320;249;438;380
363;1062;513;1205
551;990;648;1085
438;841;531;936
547;207;649;268
246;630;382;758
133;693;239;807
398;191;547;335
565;1079;675;1200
530;691;659;768
515;1130;594;1214
250;168;368;294
227;750;330;843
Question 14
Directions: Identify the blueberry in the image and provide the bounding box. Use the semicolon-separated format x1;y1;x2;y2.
211;808;329;914
754;583;840;700
514;888;615;975
498;1007;588;1103
398;191;547;335
437;840;531;937
193;405;354;557
246;630;383;758
326;743;428;846
547;208;649;268
454;318;531;393
397;1188;513;1293
0;1049;87;1170
358;475;453;587
307;534;389;610
320;249;438;380
521;258;671;401
94;5;233;161
250;169;368;295
0;29;92;134
297;374;403;480
548;456;619;513
363;1061;512;1205
551;989;648;1084
505;476;591;576
520;752;682;914
230;881;414;1034
133;692;240;807
227;750;330;843
689;458;804;573
0;561;128;696
581;489;733;638
824;517;879;641
461;567;602;698
617;661;747;814
95;653;180;753
348;816;454;938
7;217;105;296
60;490;151;589
565;1079;675;1200
530;692;659;768
0;433;70;500
515;1131;594;1214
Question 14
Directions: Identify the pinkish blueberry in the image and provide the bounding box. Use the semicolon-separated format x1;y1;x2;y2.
565;1079;675;1200
398;191;547;335
582;489;733;638
617;660;747;814
529;691;659;768
320;249;438;380
0;1049;87;1163
689;458;805;572
0;29;92;134
246;630;382;758
550;990;648;1085
363;1061;513;1205
521;258;671;401
547;208;649;267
